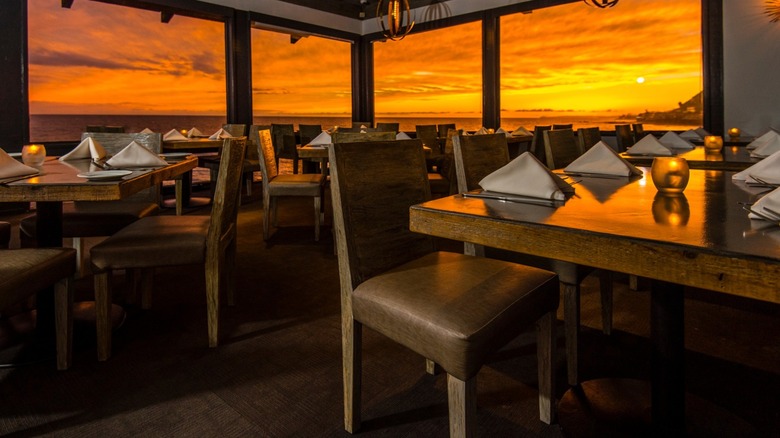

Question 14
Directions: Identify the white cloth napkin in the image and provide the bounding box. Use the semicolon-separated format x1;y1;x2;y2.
396;131;412;140
659;131;695;150
163;129;187;141
564;141;642;176
140;128;155;134
59;137;107;161
475;127;490;135
106;141;168;168
750;133;780;158
309;131;332;146
479;152;574;201
0;148;39;179
495;127;512;137
360;125;368;129
746;130;780;150
627;135;673;156
512;126;532;137
208;128;233;140
187;127;204;138
694;127;711;138
679;129;701;140
747;186;780;221
733;150;780;184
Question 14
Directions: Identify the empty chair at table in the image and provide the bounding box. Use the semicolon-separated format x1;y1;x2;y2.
615;124;635;152
222;124;246;137
543;128;580;169
529;125;552;164
375;122;399;133
258;129;325;241
299;123;324;173
632;123;647;141
428;128;458;198
271;124;299;174
552;123;573;130
89;137;247;360
351;121;372;130
577;127;602;154
453;133;613;386
204;124;262;196
331;131;395;144
416;124;441;171
329;139;559;435
437;123;456;139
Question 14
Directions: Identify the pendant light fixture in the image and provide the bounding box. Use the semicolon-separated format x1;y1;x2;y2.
376;0;415;41
583;0;619;8
767;0;780;22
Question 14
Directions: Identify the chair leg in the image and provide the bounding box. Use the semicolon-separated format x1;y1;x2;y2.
272;197;279;227
314;196;321;241
536;310;556;424
447;374;477;438
343;318;362;433
263;193;271;240
72;237;86;278
599;270;613;335
425;358;439;375
175;177;184;216
226;239;237;307
54;276;73;370
94;271;113;361
139;268;154;310
205;253;220;348
562;282;580;386
629;274;639;290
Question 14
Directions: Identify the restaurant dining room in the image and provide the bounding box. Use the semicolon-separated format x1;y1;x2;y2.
1;0;778;436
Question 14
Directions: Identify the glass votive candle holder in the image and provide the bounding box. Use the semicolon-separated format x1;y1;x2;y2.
727;127;741;138
21;144;46;167
651;157;689;194
652;193;690;226
703;135;723;151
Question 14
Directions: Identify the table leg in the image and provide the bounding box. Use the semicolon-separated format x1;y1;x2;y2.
651;280;685;436
33;202;63;356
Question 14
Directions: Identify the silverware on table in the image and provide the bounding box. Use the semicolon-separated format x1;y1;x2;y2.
742;205;780;225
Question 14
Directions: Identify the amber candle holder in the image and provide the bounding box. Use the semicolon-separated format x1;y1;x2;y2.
727;127;741;139
703;135;723;152
651;157;689;194
652;193;690;226
21;144;46;167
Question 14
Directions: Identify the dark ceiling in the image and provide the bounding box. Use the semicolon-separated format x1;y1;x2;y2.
274;0;439;20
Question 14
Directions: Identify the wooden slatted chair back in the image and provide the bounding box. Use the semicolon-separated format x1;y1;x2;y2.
543;128;580;169
332;131;395;144
615;124;635;152
453;133;509;192
415;125;441;156
577;127;602;154
207;136;247;254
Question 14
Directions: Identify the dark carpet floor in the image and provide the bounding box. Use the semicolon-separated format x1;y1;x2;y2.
0;185;778;437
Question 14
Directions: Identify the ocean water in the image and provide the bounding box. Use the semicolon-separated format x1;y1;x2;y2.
29;114;698;142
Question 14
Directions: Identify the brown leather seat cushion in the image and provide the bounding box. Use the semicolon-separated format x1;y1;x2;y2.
352;251;558;381
20;202;160;239
267;174;324;197
0;248;77;310
90;215;209;272
0;222;10;249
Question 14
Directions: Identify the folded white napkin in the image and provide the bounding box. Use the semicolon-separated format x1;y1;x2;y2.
750;133;780;158
495;127;512;137
140;128;155;134
512;126;533;137
360;125;368;129
309;131;332;146
694;127;711;138
59;137;107;161
479;152;574;201
627;135;673;156
747;186;780;221
163;129;187;141
187;127;204;138
208;128;233;140
106;141;168;168
0;148;39;179
679;129;702;140
359;129;367;134
396;131;412;140
733;150;780;184
659;131;695;150
475;127;490;135
564;141;642;176
746;130;780;150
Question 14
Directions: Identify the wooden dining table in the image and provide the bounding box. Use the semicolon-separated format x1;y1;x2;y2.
621;145;760;171
409;168;780;435
163;138;225;207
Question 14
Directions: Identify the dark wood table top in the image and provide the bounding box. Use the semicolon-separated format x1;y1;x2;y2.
621;146;760;171
163;138;224;151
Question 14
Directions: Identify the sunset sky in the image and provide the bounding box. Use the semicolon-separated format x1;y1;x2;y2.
27;0;701;118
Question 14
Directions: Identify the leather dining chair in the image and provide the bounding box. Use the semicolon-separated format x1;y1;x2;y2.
89;137;247;360
543;128;580;169
577;127;602;154
1;247;77;369
329;139;559;436
257;129;325;241
453;133;614;386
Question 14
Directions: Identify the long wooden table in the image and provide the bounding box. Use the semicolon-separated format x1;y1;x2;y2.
621;145;759;171
409;168;779;435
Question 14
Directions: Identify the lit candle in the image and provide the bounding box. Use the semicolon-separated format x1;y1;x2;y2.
651;157;689;194
21;144;47;167
727;127;741;138
703;135;723;151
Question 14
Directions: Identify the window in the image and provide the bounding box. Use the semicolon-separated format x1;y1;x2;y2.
251;28;352;130
373;22;482;131
500;0;702;131
27;0;227;141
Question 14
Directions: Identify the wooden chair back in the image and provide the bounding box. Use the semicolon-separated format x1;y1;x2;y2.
543;128;579;169
271;123;295;155
257;129;279;182
376;122;399;133
332;131;395;144
438;123;456;139
80;132;163;202
351;121;372;129
530;125;551;164
246;125;269;162
415;125;440;156
329;139;434;288
552;124;573;130
632;123;646;141
615;124;634;152
207;136;247;257
577;127;602;154
222;124;246;137
452;133;509;192
299;124;323;145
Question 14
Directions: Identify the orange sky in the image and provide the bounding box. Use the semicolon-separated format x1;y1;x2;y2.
27;0;701;118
